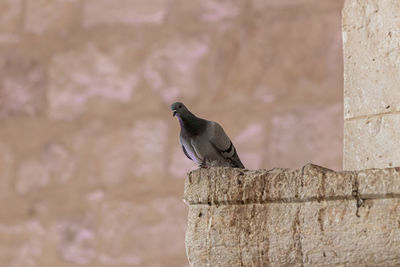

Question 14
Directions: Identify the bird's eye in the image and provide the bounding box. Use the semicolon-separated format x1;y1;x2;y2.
178;104;182;108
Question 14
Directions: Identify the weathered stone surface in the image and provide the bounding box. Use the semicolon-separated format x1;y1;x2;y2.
185;167;300;205
48;44;138;120
185;166;400;266
0;220;45;267
0;0;22;43
71;119;168;186
0;52;46;117
54;216;96;265
168;0;243;24
0;143;13;199
25;0;80;35
300;199;400;265
144;38;209;104
16;143;75;195
207;0;343;108
96;198;187;266
185;164;356;205
343;0;400;170
357;167;400;196
343;0;400;119
83;0;168;27
344;114;400;170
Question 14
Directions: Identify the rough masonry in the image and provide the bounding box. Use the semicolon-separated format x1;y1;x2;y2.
184;165;400;266
343;0;400;170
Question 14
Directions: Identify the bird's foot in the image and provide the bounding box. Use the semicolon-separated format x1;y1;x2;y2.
199;163;209;169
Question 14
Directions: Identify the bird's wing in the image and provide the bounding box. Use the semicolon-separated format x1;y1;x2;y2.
181;144;192;161
208;121;245;168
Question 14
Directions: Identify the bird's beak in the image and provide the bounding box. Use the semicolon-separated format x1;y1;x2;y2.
172;110;177;117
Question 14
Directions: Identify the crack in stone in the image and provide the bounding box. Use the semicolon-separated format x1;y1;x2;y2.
352;178;365;217
292;206;304;266
345;110;400;122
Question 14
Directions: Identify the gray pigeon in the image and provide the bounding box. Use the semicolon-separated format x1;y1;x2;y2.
171;102;245;168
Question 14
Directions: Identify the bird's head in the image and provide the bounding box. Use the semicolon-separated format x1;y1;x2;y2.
171;102;189;118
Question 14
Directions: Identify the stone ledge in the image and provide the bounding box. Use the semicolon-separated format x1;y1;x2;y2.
184;164;400;266
185;164;400;205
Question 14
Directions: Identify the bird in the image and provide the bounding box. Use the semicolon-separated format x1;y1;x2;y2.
171;102;245;169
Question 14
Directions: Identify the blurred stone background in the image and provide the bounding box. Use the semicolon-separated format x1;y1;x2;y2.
0;0;344;266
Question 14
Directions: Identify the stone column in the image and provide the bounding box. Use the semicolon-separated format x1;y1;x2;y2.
343;0;400;170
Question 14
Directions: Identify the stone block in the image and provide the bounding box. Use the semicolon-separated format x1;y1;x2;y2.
0;221;44;267
54;216;96;265
299;199;400;265
356;167;400;197
344;115;400;170
25;0;80;35
185;167;301;205
343;0;400;170
96;198;186;266
298;164;355;200
186;203;301;266
343;0;400;119
0;0;22;43
48;44;138;120
210;0;343;109
0;143;13;199
185;164;357;206
185;166;400;266
0;52;46;117
144;39;208;104
83;0;168;27
71;120;168;186
16;143;75;195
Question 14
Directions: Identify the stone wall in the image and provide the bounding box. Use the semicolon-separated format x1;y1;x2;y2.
0;0;344;266
343;0;400;170
185;165;400;266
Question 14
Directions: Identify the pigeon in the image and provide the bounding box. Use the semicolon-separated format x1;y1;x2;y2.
171;102;245;168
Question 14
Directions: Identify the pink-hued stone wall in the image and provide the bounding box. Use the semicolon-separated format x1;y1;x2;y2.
0;0;344;266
